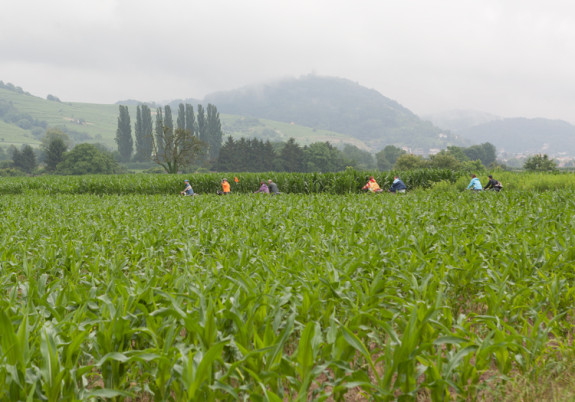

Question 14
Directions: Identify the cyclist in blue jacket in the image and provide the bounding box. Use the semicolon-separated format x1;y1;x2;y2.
466;174;483;191
389;176;407;193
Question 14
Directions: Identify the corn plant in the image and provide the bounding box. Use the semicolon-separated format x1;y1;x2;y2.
0;189;574;399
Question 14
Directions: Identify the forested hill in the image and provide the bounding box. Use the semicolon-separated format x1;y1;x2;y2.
204;75;461;150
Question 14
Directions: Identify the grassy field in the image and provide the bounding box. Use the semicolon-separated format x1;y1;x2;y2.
0;177;574;400
0;87;120;148
0;119;38;147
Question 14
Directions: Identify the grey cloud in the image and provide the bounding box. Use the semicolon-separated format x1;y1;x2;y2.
1;0;575;123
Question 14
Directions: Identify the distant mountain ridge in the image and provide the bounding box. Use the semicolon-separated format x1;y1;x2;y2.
203;75;461;151
458;117;575;155
426;109;575;156
7;76;573;156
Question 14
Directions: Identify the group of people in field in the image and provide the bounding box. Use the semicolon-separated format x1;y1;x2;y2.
182;175;406;196
361;176;407;194
180;178;280;196
466;174;503;191
181;173;502;197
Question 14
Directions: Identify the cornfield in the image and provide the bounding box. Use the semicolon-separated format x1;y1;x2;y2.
0;169;457;195
0;180;574;400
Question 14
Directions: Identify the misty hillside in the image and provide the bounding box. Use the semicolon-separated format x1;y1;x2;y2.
204;75;461;150
0;81;367;151
422;109;501;132
455;118;575;155
0;82;119;148
424;109;575;156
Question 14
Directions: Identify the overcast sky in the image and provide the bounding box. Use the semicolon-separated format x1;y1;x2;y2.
2;0;574;123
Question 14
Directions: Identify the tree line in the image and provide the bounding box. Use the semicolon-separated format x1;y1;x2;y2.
0;115;560;176
215;137;356;173
375;143;499;171
0;129;124;176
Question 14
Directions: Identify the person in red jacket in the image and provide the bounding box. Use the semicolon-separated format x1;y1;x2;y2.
362;176;383;193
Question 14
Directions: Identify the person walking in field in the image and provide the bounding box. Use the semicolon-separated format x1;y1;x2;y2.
362;176;383;193
218;178;231;195
268;179;280;195
484;175;503;192
466;174;483;191
389;176;407;193
180;179;196;196
254;181;270;194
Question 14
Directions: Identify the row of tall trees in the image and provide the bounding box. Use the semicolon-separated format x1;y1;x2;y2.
214;137;354;172
115;103;223;171
375;143;498;171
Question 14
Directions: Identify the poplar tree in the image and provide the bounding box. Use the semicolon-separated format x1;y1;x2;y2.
206;103;223;160
133;105;144;161
196;104;208;164
115;105;133;162
176;103;185;131
141;105;153;160
154;107;164;160
185;104;195;136
164;105;174;156
197;104;207;143
134;105;154;162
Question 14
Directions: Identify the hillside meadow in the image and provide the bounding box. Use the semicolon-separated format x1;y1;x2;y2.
0;172;574;400
0;87;367;151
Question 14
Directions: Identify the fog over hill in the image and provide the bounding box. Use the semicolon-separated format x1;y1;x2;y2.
202;75;462;151
422;110;502;133
5;74;575;157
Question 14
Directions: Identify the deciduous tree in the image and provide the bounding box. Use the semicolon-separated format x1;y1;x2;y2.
151;127;205;174
304;142;353;172
57;144;121;175
376;145;406;170
394;153;428;170
523;154;558;172
428;153;461;170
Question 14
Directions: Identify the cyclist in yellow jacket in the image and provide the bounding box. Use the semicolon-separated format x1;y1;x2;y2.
362;176;383;193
